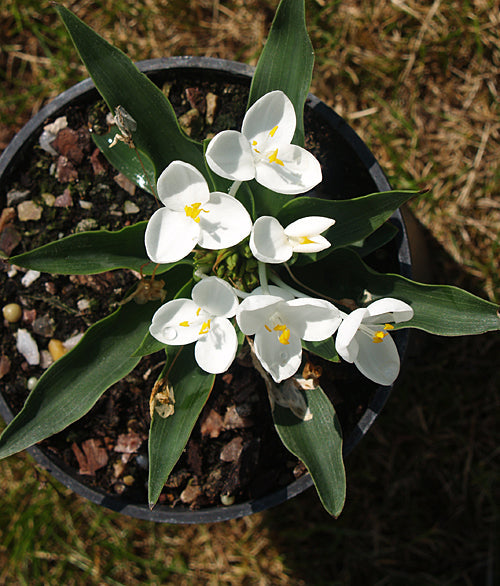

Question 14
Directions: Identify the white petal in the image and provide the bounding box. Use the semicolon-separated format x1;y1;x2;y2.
290;234;331;253
284;216;335;237
150;299;203;345
192;276;238;318
251;285;295;300
250;216;292;263
242;90;296;149
364;298;414;325
254;326;302;383
335;308;368;362
144;208;199;263
156;161;210;210
205;130;255;181
255;144;322;195
195;317;238;374
198;192;252;250
354;328;400;386
280;298;343;341
236;294;283;335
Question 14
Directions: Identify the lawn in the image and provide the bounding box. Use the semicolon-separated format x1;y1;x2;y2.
0;0;498;584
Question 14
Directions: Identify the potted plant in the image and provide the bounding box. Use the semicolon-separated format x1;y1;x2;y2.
0;0;498;523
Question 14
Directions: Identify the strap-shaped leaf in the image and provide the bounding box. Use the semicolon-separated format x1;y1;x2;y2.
248;0;314;146
9;222;192;276
92;131;156;195
293;248;500;335
273;384;346;517
0;298;162;460
302;338;339;362
348;222;398;257
278;190;417;256
56;6;205;178
148;348;215;507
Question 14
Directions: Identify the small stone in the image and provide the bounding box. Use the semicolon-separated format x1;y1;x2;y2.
55;156;78;183
180;483;203;505
63;332;84;350
6;189;30;206
77;299;91;312
17;201;42;221
220;437;244;462
123;200;139;214
220;494;235;506
114;431;143;454
48;339;67;361
79;200;93;210
27;377;38;390
90;148;107;175
40;350;53;369
39;116;67;154
41;193;56;206
52;127;88;164
32;315;56;337
54;187;73;208
0;355;11;379
206;92;219;125
22;308;36;324
21;269;41;287
2;303;22;323
185;87;206;114
223;405;253;430
16;329;40;365
123;475;135;486
75;218;98;232
178;108;202;137
114;173;136;195
45;282;57;295
200;409;224;438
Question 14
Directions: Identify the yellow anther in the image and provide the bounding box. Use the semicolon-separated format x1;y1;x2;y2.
252;140;258;146
274;324;291;345
268;148;284;166
265;324;272;332
196;307;201;316
372;330;388;343
179;321;190;327
384;323;394;330
184;202;208;223
269;125;278;137
199;320;211;335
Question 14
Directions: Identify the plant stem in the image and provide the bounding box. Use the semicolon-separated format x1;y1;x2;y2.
258;261;270;294
228;180;242;197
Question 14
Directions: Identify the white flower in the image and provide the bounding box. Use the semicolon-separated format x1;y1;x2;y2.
205;90;322;195
236;293;342;383
250;215;335;263
335;298;414;386
145;161;252;263
150;277;239;374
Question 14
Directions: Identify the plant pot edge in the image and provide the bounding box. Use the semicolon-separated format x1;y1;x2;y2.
0;56;412;524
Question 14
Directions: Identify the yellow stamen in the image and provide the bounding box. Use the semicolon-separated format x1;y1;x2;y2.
299;236;316;245
269;125;278;137
268;148;284;166
196;307;201;316
372;330;388;343
184;202;208;223
179;321;190;327
265;324;272;332
274;324;291;345
199;320;211;335
384;323;394;330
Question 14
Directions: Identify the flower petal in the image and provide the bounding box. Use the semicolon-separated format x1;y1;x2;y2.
150;299;203;345
156;161;210;210
284;216;335;238
242;90;296;149
192;276;238;318
281;298;343;341
236;294;283;335
290;234;331;253
198;192;252;250
145;208;199;263
335;308;368;362
364;298;414;325
205;130;255;181
255;144;322;195
354;327;401;386
254;326;302;383
195;317;238;374
250;216;292;263
251;285;295;301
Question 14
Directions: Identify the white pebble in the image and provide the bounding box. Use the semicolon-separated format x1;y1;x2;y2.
27;377;38;390
16;329;40;365
77;299;91;311
64;332;84;350
21;270;41;287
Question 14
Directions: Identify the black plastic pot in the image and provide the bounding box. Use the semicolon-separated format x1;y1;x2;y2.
0;57;411;523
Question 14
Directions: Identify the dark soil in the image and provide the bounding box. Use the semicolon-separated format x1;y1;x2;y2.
0;70;386;512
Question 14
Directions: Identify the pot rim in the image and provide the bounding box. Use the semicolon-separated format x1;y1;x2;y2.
0;56;411;524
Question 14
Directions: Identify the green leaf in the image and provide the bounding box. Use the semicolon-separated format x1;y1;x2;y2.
148;348;215;507
278;190;417;255
0;299;161;460
273;384;346;517
56;5;205;178
348;222;399;257
248;0;314;146
9;222;193;276
92;130;156;195
302;338;339;363
293;248;500;335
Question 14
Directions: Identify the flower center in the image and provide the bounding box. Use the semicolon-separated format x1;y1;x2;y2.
267;148;284;166
184;202;209;223
199;320;211;335
265;321;291;345
372;323;394;344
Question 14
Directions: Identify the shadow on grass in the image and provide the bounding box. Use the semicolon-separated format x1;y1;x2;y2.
261;211;499;585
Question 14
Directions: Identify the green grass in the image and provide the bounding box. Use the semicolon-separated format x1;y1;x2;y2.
1;0;499;583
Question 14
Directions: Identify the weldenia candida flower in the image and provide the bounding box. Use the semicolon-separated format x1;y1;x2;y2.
205;90;322;195
145;161;252;263
250;215;335;263
335;298;414;386
236;293;342;383
150;277;239;374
